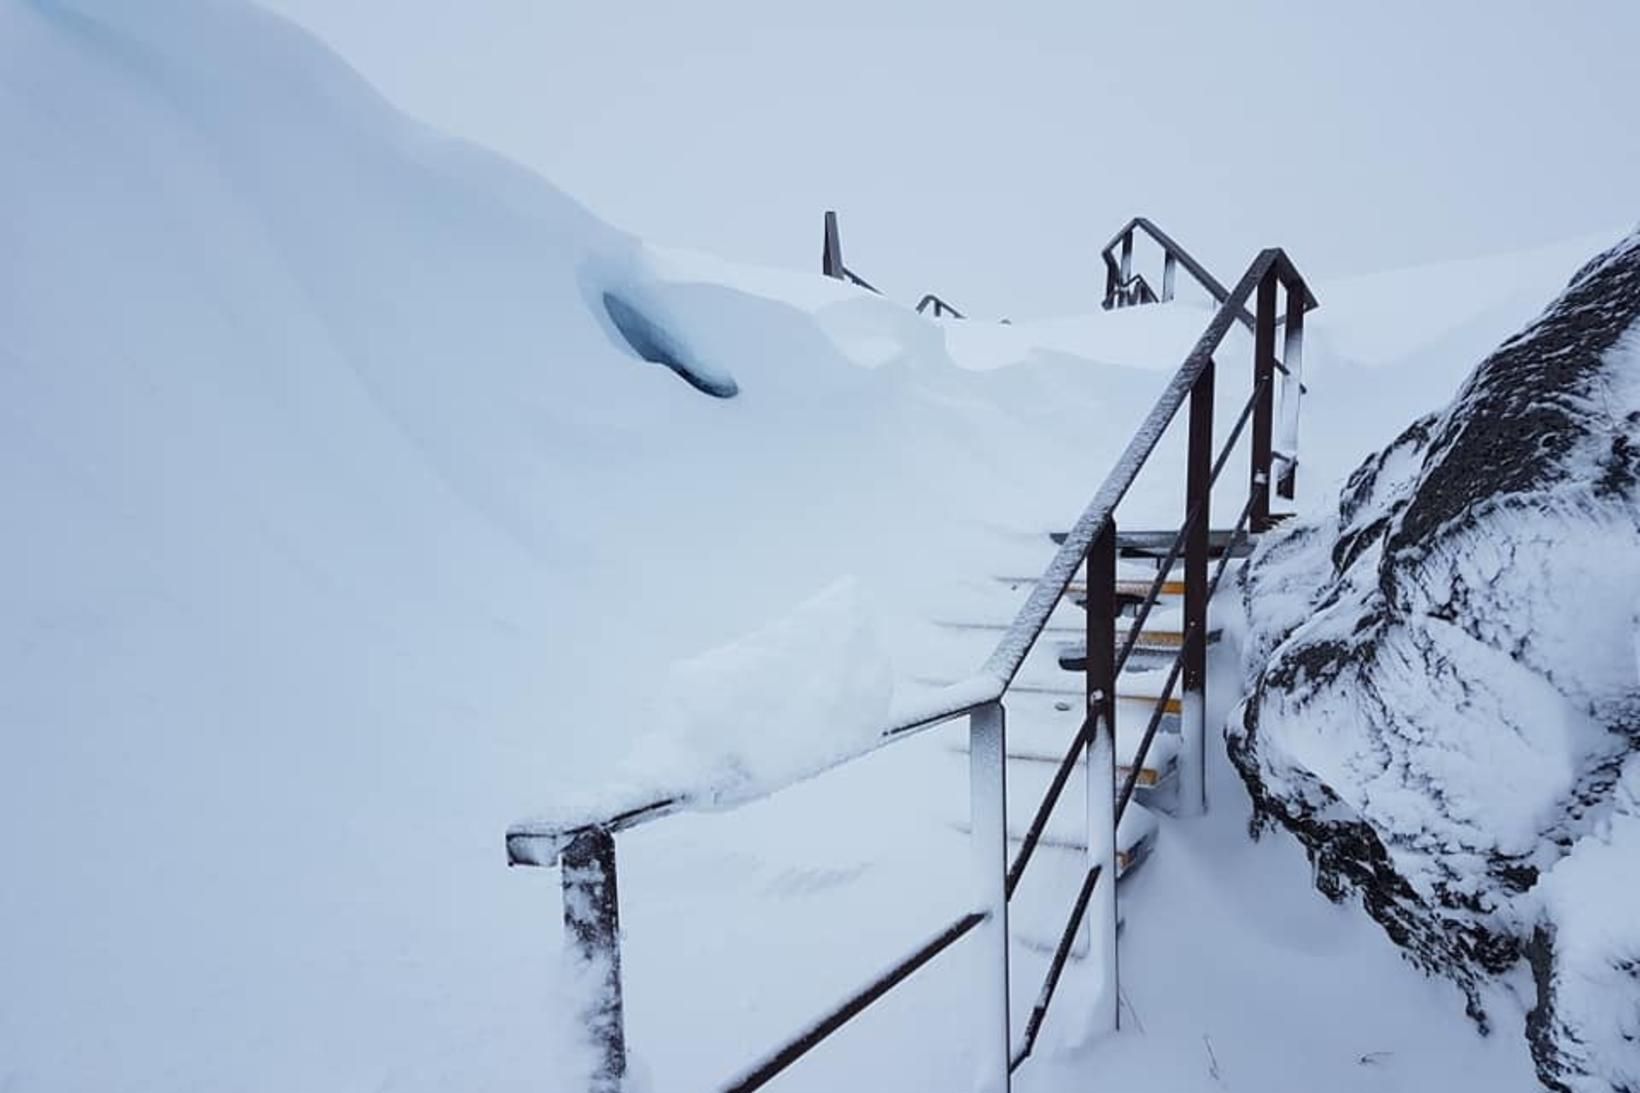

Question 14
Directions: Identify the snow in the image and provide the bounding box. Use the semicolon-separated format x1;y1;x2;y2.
0;1;1617;1091
1536;757;1640;1092
537;578;897;830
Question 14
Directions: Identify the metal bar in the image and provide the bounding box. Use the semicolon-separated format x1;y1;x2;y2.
1119;231;1134;298
1162;252;1177;302
1115;640;1189;823
1181;360;1212;815
1011;864;1103;1071
916;293;966;319
822;210;844;280
1005;713;1093;899
976;252;1277;692
1277;282;1306;500
1085;520;1119;1034
1209;375;1269;494
971;702;1011;1093
1099;218;1256;328
1114;530;1186;678
842;267;882;295
561;829;626;1093
1208;493;1259;602
1250;266;1278;533
721;911;986;1093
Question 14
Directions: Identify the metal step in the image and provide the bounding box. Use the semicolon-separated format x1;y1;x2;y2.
1050;527;1256;560
945;711;1179;788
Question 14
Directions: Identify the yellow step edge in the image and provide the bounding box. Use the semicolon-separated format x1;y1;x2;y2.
1116;694;1183;716
1114;578;1188;597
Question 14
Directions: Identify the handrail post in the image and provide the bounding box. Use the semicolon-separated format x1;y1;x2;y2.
1276;280;1305;500
1182;361;1214;815
561;829;627;1093
1119;231;1135;305
969;701;1011;1093
1084;520;1119;1033
1250;266;1279;533
1162;252;1178;302
822;210;844;280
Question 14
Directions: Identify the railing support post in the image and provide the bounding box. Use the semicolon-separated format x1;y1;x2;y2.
969;702;1011;1093
1162;252;1178;302
561;829;626;1093
822;210;844;280
1118;231;1134;305
1250;266;1279;533
1277;282;1305;501
1182;361;1214;816
1084;519;1120;1033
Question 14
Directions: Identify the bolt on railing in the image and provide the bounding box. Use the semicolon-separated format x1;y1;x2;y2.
507;224;1316;1092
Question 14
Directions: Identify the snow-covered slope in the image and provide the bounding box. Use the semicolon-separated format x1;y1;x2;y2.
0;1;1188;1088
3;2;1624;1091
1231;230;1640;1091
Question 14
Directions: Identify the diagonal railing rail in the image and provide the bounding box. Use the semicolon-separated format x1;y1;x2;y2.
506;221;1316;1092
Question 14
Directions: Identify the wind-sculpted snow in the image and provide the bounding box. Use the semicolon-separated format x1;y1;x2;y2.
1231;229;1640;1090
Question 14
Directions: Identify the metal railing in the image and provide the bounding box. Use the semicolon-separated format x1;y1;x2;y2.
507;223;1316;1092
1102;217;1314;499
821;210;969;319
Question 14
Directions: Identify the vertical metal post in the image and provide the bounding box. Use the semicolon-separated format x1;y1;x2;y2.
1250;265;1279;533
1277;281;1306;501
1162;252;1178;302
969;702;1011;1093
1182;361;1214;816
561;829;626;1093
1084;519;1120;1033
822;210;844;280
1119;232;1135;304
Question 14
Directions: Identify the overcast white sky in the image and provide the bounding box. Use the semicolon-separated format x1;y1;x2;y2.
259;0;1639;319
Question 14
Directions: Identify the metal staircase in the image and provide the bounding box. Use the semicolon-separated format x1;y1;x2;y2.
505;214;1317;1092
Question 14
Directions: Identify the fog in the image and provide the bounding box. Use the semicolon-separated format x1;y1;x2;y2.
258;0;1640;318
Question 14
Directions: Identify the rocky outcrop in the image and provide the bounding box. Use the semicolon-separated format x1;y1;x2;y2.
1230;230;1640;1091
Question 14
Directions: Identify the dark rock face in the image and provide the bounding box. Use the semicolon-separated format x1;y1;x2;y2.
1230;231;1640;1091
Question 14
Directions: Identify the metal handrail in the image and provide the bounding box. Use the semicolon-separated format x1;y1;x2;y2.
821;210;968;319
507;229;1317;1093
506;248;1305;858
915;292;966;319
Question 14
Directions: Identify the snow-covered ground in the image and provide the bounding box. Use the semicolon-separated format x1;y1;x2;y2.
0;2;1625;1090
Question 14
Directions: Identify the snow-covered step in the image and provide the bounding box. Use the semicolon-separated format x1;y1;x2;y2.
1049;527;1257;560
945;749;1162;851
944;694;1180;788
1005;841;1137;960
991;573;1188;602
967;687;1181;728
1055;615;1222;667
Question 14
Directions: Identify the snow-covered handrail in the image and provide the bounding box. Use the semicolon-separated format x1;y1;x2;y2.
1100;216;1320;329
509;234;1318;1093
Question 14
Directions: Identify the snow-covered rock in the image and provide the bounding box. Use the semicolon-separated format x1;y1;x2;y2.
1231;229;1640;1091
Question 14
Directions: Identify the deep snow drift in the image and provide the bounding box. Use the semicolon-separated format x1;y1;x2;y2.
1231;232;1640;1091
0;1;1620;1091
